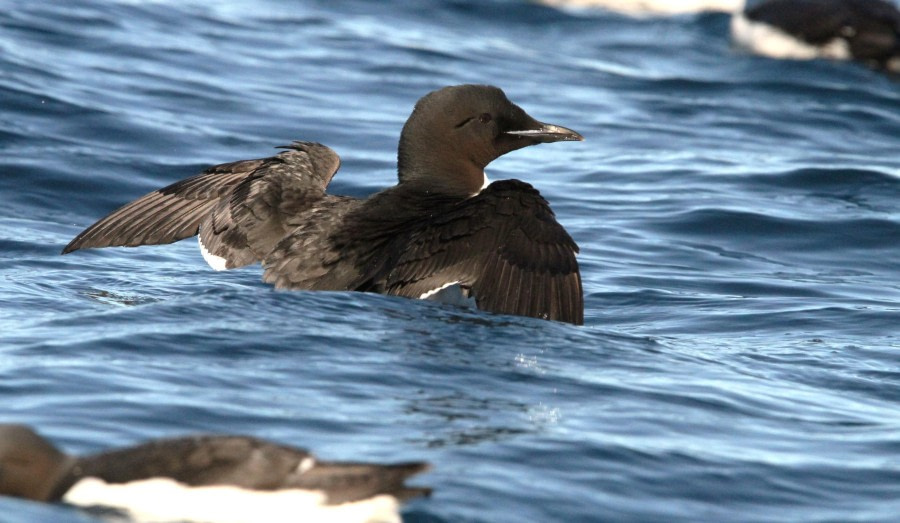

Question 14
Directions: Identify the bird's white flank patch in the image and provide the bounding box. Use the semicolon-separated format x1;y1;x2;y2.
731;13;851;61
886;56;900;74
480;172;491;193
198;226;228;271
297;456;315;474
63;476;402;523
419;281;459;300
420;282;476;307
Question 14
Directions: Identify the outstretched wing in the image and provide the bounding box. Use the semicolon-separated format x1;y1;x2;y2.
61;142;341;269
61;159;259;254
382;180;583;325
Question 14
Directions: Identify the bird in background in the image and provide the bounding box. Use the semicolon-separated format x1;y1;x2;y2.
538;0;900;73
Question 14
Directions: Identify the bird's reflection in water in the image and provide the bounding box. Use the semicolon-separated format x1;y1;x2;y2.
403;390;560;449
84;288;159;307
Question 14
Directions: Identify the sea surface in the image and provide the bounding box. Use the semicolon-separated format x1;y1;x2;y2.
1;1;899;522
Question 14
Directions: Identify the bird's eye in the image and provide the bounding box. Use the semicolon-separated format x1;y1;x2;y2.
455;113;493;129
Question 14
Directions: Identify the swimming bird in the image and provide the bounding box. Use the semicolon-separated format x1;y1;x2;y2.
538;0;899;72
0;424;429;523
732;0;900;72
62;85;585;325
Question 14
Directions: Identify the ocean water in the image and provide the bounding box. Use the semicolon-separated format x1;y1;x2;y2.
1;0;899;522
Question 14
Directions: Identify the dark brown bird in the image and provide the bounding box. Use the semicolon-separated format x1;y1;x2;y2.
63;85;585;324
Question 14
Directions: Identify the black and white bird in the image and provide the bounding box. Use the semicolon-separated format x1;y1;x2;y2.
0;424;429;523
536;0;899;72
732;0;900;72
63;85;585;325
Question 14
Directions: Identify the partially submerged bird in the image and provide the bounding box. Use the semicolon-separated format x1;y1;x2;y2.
63;85;585;325
0;424;429;523
538;0;899;73
732;0;900;72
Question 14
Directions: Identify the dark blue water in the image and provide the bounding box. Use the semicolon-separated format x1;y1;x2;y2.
2;0;899;521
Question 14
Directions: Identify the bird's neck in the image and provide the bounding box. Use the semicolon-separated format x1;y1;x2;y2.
36;455;78;501
396;156;487;198
397;126;490;197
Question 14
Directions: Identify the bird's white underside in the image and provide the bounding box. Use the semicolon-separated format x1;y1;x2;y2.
731;14;852;61
534;0;743;15
63;476;402;523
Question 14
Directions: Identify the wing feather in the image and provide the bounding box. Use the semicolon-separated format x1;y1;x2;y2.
382;180;583;325
62;142;342;270
61;162;262;253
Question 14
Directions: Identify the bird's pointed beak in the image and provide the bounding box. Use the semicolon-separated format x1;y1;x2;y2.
505;122;584;143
